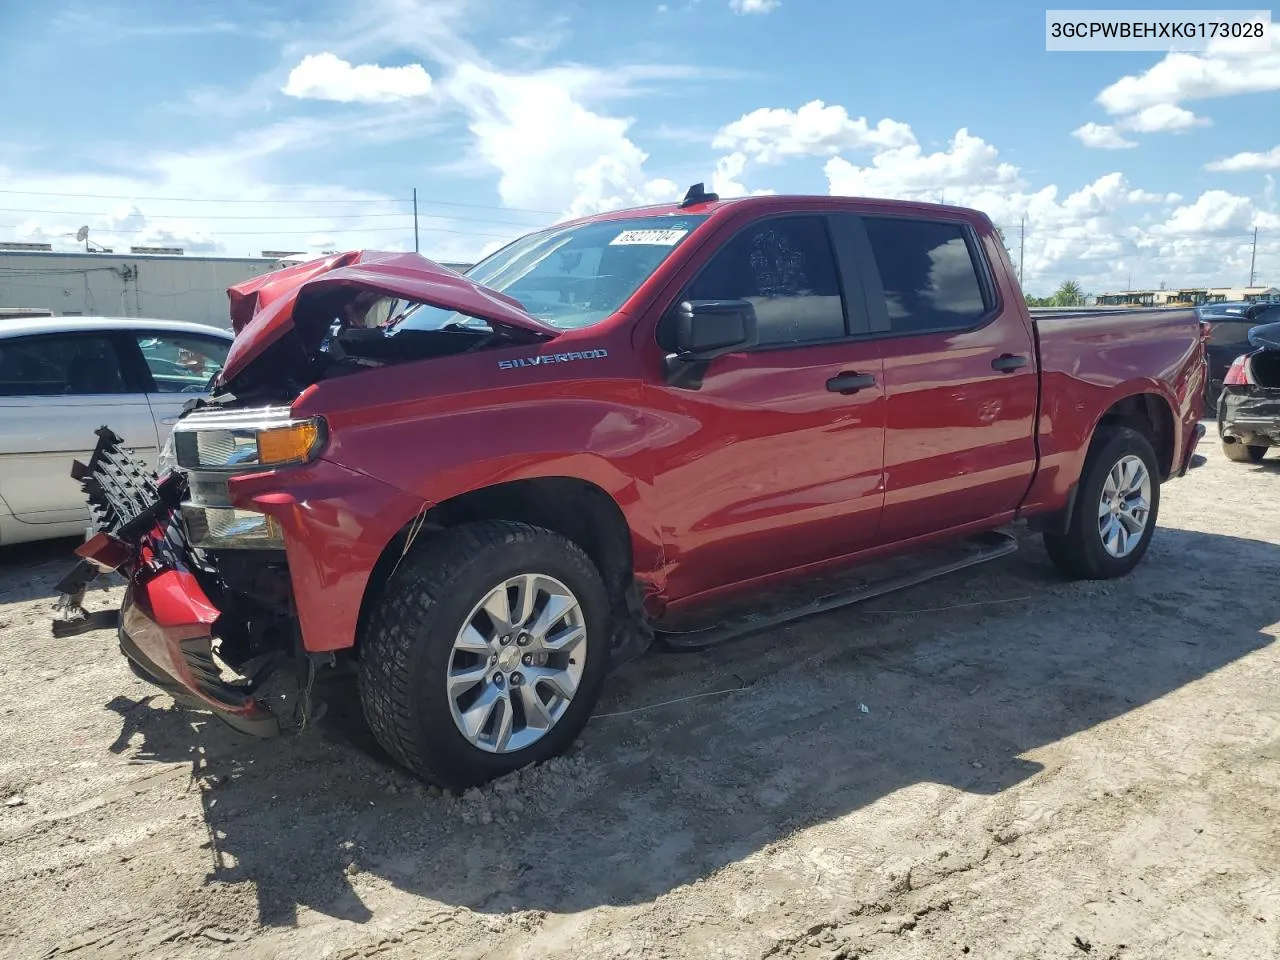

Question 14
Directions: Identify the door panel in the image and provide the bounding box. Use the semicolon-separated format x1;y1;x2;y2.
647;345;885;600
644;213;887;601
0;333;157;525
850;215;1039;543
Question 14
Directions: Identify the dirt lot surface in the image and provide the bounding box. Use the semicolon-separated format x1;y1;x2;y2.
3;424;1279;960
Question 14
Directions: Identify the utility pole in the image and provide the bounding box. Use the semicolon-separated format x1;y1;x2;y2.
1249;227;1258;287
1018;216;1025;288
413;188;420;253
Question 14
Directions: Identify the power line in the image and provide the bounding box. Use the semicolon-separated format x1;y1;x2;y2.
0;188;560;216
0;207;414;221
0;206;550;228
0;223;518;239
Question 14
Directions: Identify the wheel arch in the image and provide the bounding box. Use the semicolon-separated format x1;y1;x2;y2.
1091;389;1177;480
355;476;639;652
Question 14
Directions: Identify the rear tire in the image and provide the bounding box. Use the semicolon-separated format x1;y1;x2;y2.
1222;440;1268;463
1044;427;1160;581
358;520;611;789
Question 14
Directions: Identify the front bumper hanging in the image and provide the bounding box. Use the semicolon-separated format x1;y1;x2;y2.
51;428;292;737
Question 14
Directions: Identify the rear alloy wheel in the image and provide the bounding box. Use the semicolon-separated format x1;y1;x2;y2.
358;521;610;789
1044;426;1161;580
1222;440;1268;463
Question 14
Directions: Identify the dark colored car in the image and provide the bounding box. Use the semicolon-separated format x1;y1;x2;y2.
1218;319;1280;463
55;189;1208;790
1198;301;1280;407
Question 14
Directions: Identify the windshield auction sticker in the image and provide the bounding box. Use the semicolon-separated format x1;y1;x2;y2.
1045;10;1270;51
609;229;690;246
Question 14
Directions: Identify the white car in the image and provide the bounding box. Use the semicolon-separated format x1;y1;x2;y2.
0;316;234;546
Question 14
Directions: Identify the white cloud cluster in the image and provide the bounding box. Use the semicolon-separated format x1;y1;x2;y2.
1072;122;1137;150
713;100;914;163
729;0;780;14
1072;103;1210;150
710;152;775;198
283;52;433;104
708;99;1275;292
1097;29;1280;114
443;63;678;219
1206;145;1280;172
1074;27;1276;150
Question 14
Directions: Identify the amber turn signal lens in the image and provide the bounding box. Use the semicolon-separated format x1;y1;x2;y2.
257;421;321;465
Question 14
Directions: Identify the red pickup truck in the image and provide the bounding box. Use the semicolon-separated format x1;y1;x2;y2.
57;186;1207;789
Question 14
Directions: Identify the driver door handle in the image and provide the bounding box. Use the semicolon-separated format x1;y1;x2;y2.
991;353;1028;372
160;416;180;425
826;372;877;394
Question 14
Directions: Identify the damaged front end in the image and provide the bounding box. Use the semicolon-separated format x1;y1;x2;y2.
52;428;322;738
49;250;559;738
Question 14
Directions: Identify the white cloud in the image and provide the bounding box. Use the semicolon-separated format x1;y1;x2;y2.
1206;145;1280;172
824;128;1022;206
1096;31;1280;114
730;0;780;13
1123;103;1210;133
1153;190;1264;236
713;100;915;163
709;152;775;198
282;52;433;104
1072;123;1137;150
1074;105;1208;150
444;63;678;218
1126;189;1181;204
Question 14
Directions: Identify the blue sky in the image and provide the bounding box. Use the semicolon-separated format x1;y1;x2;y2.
0;0;1276;295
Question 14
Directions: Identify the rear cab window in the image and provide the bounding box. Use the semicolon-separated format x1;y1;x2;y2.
859;217;992;335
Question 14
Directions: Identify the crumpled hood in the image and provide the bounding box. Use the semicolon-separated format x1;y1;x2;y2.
219;250;559;385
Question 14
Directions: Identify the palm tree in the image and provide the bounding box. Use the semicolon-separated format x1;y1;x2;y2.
1054;280;1084;307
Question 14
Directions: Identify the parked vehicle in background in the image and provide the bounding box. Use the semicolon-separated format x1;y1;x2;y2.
0;317;232;545
58;190;1207;790
1198;300;1280;407
1218;318;1280;463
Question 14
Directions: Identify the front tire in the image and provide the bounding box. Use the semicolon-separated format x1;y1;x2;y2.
358;520;611;789
1044;426;1160;581
1222;440;1268;463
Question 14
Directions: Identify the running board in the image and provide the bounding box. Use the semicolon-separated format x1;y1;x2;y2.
656;530;1019;652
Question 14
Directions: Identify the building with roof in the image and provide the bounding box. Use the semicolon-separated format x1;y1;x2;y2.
1095;285;1280;307
0;248;475;329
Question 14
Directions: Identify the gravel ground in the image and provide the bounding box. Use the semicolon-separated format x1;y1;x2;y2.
2;423;1278;960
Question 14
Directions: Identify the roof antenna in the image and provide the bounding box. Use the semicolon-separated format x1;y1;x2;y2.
679;182;719;208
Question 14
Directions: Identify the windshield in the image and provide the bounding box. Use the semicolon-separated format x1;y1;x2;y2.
395;214;707;333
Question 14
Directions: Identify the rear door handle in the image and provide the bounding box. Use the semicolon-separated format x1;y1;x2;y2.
160;416;179;425
991;354;1028;372
826;372;877;394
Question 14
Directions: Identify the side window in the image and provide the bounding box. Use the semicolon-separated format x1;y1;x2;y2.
862;218;990;334
135;334;229;393
0;335;128;397
684;216;846;346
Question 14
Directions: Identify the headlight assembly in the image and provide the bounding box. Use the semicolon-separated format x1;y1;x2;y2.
172;407;326;472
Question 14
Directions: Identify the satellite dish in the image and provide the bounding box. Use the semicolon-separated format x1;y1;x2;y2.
75;226;89;242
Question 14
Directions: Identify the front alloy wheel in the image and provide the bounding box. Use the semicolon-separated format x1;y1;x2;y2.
358;520;610;789
447;574;587;754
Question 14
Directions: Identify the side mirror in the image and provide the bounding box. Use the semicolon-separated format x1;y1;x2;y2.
673;299;758;358
663;299;758;388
